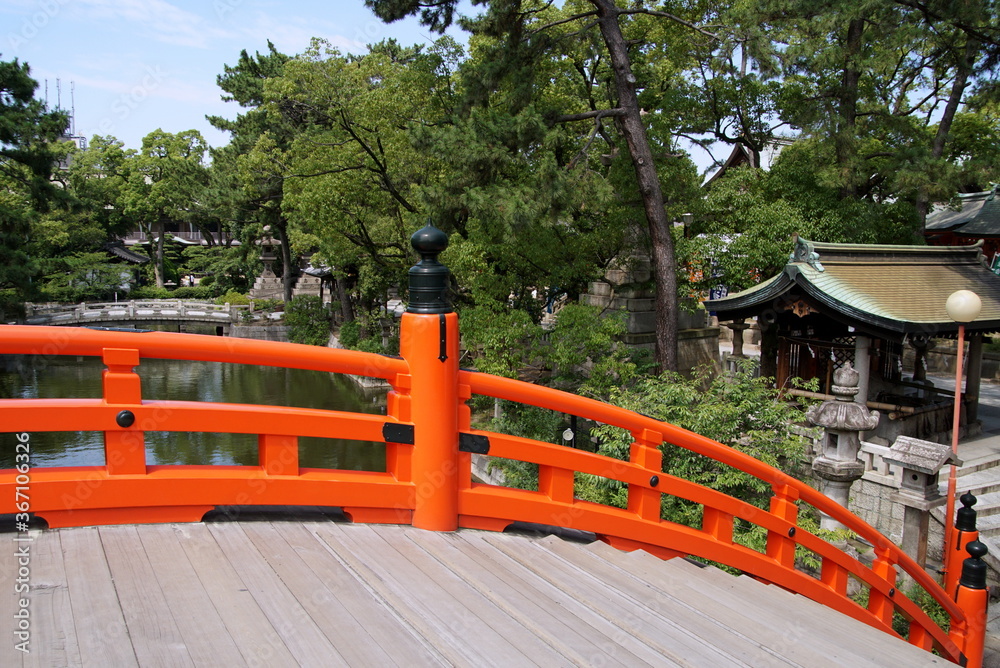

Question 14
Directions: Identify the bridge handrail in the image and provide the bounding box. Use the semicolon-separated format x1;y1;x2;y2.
459;370;967;658
0;325;404;379
0;322;982;665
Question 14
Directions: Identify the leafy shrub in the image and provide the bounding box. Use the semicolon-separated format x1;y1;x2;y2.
285;295;331;346
338;320;361;348
214;290;250;306
171;286;213;300
129;286;171;300
252;298;284;312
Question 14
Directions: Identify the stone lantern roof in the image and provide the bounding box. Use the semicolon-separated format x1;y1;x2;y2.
883;436;962;475
805;364;880;432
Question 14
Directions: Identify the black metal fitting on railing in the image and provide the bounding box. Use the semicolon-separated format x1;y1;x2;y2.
407;222;452;315
957;492;979;532
116;410;135;428
960;540;990;590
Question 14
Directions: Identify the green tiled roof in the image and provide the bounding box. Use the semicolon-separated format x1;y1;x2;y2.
707;237;1000;336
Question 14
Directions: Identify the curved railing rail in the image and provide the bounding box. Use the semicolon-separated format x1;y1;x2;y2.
0;323;985;666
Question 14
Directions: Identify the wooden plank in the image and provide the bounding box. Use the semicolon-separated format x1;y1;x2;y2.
475;531;751;667
411;529;669;666
403;528;622;666
614;547;943;668
272;521;445;666
59;527;139;667
207;522;347;667
22;530;82;668
99;525;194;667
0;531;26;668
173;523;299;667
709;569;945;667
311;523;536;667
137;525;246;667
370;525;572;666
240;521;399;666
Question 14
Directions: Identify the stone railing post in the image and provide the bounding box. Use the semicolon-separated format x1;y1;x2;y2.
400;223;460;531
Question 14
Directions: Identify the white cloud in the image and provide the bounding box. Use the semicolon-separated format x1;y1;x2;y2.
70;0;236;49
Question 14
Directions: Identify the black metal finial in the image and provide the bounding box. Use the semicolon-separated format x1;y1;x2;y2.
957;492;979;532
407;221;452;314
959;540;989;590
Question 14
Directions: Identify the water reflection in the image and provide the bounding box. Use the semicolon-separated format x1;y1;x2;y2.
0;354;386;471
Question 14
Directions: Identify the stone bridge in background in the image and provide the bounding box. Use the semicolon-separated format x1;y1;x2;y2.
24;300;252;329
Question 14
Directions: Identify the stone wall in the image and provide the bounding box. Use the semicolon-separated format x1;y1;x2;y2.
229;324;289;342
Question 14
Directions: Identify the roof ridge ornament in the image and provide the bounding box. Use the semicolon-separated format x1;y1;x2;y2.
791;236;824;272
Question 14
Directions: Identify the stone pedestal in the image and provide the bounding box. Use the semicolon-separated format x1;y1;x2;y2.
579;253;719;373
883;436;960;567
808;363;880;531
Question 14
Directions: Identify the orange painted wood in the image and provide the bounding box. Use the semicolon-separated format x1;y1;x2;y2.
399;312;461;531
0;325;973;665
538;466;574;504
259;434;299;476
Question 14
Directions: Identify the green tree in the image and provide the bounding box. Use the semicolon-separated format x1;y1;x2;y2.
121;129;208;288
0;57;70;304
208;42;299;301
366;0;712;372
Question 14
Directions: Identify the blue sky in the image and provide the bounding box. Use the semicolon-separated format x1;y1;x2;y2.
2;0;459;152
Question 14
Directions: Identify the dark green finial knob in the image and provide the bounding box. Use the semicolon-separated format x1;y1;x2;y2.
957;492;979;532
959;540;989;590
407;221;452;314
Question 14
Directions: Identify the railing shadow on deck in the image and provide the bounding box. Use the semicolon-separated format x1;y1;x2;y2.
0;225;989;667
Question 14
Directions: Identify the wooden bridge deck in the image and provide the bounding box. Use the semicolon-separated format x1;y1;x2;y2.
1;518;947;667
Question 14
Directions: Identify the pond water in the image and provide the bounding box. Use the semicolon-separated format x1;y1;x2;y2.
0;354;386;471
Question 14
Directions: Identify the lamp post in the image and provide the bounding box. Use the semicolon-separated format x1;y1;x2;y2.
944;289;981;584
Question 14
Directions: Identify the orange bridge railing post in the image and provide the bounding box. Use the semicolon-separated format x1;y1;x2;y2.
951;539;990;668
402;223;460;531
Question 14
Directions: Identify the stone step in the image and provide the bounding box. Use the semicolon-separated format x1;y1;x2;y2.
957;490;1000;518
940;467;1000;497
957;444;1000;476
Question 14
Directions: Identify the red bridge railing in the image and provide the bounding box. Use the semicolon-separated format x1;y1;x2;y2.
0;225;989;666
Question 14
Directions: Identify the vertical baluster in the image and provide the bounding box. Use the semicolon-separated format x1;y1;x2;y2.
867;546;898;627
259;434;298;475
386;373;413;484
102;348;145;475
702;508;734;544
821;559;849;596
628;428;662;522
766;483;799;569
538;466;575;504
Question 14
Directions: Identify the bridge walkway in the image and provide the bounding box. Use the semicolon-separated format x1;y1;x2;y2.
1;517;944;667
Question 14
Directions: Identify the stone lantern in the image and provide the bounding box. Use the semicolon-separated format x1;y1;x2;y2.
807;362;880;531
883;436;961;567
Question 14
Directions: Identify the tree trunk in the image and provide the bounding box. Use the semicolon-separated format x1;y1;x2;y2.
915;37;978;222
836;18;864;200
336;273;355;323
274;218;296;302
154;217;166;289
591;0;678;372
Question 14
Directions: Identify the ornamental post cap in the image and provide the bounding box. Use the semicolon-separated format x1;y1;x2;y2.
407;221;452;314
411;222;449;256
946;289;981;324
